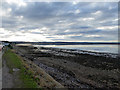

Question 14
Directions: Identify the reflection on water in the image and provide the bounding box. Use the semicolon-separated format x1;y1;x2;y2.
33;45;118;54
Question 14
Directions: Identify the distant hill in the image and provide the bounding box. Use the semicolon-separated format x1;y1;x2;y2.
3;41;120;45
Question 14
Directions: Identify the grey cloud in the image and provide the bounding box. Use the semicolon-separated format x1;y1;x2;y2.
1;2;118;42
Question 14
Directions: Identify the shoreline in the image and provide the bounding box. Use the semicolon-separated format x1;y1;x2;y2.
33;46;119;58
13;45;120;88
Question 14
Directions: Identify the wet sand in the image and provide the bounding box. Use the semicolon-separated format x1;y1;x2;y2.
13;45;120;89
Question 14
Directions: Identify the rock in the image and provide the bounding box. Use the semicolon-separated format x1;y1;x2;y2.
34;47;38;49
21;55;25;57
13;68;20;72
64;61;67;63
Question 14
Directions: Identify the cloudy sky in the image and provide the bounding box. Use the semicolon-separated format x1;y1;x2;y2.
0;1;118;42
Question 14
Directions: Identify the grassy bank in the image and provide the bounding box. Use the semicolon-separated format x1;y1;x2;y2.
3;48;38;88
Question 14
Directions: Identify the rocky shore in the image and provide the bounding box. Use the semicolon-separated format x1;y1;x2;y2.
13;44;120;89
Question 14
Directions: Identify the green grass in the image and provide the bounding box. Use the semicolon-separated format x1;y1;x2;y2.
20;67;38;88
3;48;38;88
3;49;22;73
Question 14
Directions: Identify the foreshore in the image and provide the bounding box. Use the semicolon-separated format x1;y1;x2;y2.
13;44;120;88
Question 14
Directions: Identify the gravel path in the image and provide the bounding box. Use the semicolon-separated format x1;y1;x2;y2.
0;51;2;89
2;59;14;88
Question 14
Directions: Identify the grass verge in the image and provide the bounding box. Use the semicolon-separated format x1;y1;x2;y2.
2;48;38;88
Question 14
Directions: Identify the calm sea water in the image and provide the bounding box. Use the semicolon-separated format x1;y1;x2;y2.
33;45;119;54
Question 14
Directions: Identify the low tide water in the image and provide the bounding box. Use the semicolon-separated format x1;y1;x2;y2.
33;45;119;54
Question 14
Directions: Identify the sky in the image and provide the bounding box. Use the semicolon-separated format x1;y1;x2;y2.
0;0;118;42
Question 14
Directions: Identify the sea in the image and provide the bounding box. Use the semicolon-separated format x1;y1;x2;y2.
33;44;119;54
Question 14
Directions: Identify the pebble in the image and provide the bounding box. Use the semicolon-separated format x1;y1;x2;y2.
13;68;20;72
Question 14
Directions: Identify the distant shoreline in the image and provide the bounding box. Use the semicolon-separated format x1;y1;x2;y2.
15;44;119;57
1;41;120;45
34;46;119;58
16;44;119;58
